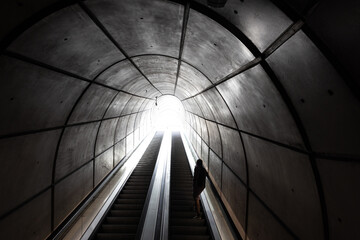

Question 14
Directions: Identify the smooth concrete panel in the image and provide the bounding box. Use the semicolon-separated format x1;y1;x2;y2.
317;159;360;239
206;120;222;157
114;139;126;166
222;164;247;231
209;150;222;190
0;190;51;240
195;0;292;51
267;31;360;156
56;122;100;181
0;130;60;216
218;125;246;183
243;134;323;240
104;92;132;118
68;84;117;124
94;147;113;186
8;5;124;79
217;65;304;149
115;116;129;142
306;0;360;86
85;0;183;58
54;161;93;228
247;192;295;240
0;56;86;136
134;111;144;130
95;118;118;155
176;61;212;96
202;89;237;128
132;55;177;95
134;128;140;147
183;9;253;82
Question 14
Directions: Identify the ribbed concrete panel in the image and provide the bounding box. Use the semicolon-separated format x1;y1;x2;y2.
8;5;124;79
114;139;125;166
132;55;177;95
218;125;246;183
317;159;360;239
306;0;360;86
183;9;253;83
0;56;86;136
132;98;146;113
183;97;203;117
140;99;153;112
196;133;202;157
115;116;129;142
247;193;295;240
217;65;304;149
68;84;117;124
195;0;292;51
243;134;323;240
174;84;192;100
126;114;137;135
209;150;222;191
267;31;360;156
194;114;201;136
135;111;145;130
104;92;132;118
121;96;142;115
206;120;222;157
0;190;51;240
95;118;118;155
54;161;93;227
222;164;247;235
199;117;208;144
85;0;183;58
56;122;100;181
0;130;60;216
176;61;212;97
201;140;209;167
94;147;113;186
203;89;237;128
95;60;153;95
126;133;134;154
0;0;58;40
134;128;140;146
195;95;216;121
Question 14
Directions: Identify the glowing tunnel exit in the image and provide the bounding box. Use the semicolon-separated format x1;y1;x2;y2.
151;95;185;131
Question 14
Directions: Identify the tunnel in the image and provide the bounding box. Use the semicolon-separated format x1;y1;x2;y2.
0;0;359;239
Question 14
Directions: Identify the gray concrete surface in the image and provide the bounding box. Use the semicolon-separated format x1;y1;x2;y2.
0;0;359;239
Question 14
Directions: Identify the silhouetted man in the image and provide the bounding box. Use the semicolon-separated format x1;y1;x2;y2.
193;159;208;219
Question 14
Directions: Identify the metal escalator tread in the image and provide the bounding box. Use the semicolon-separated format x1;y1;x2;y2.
93;132;164;240
169;132;212;240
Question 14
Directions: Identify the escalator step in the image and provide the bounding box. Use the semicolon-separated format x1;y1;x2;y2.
101;224;137;233
96;233;135;240
171;218;206;226
109;209;142;217
115;198;144;204
112;204;143;210
171;226;208;235
170;235;211;240
105;217;140;225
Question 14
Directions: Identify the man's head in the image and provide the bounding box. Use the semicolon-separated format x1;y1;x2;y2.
196;159;203;166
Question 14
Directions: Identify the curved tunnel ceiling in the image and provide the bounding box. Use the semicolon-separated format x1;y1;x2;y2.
0;0;360;239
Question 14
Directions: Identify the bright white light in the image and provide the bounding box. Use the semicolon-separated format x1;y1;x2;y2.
151;95;185;131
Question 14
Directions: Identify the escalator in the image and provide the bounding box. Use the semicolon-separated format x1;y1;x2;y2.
169;132;212;240
91;132;164;240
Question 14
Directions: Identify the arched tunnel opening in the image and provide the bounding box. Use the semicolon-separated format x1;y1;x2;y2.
0;0;359;239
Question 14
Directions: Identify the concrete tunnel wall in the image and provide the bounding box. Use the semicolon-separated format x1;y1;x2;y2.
0;0;359;239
